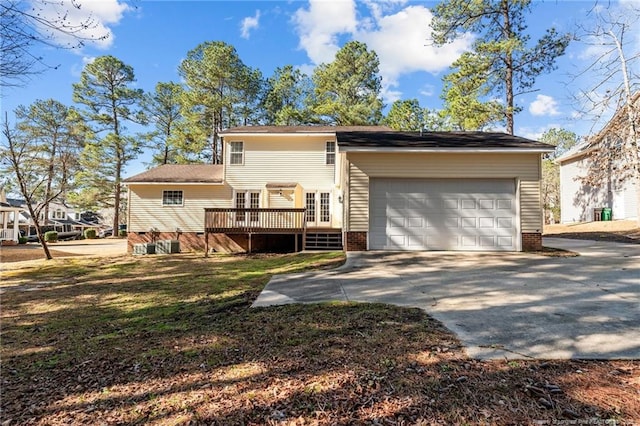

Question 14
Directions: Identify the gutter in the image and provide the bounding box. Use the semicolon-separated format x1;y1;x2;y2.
123;181;225;186
340;147;554;154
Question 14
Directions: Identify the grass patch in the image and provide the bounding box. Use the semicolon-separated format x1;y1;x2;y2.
1;252;638;425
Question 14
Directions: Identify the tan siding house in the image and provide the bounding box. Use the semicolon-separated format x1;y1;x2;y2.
222;133;342;228
124;127;552;253
128;184;232;232
338;131;552;251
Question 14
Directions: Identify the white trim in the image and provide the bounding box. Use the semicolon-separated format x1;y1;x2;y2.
124;182;224;186
220;132;336;138
340;147;554;153
516;177;522;252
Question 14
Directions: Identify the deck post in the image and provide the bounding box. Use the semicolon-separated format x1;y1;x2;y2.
205;231;209;258
248;233;252;254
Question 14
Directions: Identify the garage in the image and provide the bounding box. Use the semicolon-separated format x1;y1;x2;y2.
369;178;518;251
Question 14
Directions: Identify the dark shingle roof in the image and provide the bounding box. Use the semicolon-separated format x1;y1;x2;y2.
336;131;554;150
123;164;224;183
221;125;392;134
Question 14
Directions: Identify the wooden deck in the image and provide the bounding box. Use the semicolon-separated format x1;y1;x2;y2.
204;208;308;253
204;208;345;253
204;208;307;234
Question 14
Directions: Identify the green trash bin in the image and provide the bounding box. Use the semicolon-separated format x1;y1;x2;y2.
601;208;612;221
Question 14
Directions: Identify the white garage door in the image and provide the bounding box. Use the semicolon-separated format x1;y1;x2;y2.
370;178;518;251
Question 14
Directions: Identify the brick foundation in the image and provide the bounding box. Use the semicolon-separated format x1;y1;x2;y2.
127;232;300;254
522;232;542;251
345;231;367;251
127;232;246;254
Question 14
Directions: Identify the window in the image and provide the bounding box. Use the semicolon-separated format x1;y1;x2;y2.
306;193;316;223
235;192;246;221
320;192;331;222
325;141;335;165
250;192;260;222
230;141;244;165
235;191;260;222
162;190;183;206
53;210;66;219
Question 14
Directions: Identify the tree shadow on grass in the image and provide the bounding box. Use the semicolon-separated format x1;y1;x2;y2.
2;292;640;425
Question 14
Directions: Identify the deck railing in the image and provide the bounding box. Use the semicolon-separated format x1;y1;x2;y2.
204;208;306;234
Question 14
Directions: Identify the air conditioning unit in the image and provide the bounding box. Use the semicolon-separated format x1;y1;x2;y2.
133;243;156;255
155;239;180;254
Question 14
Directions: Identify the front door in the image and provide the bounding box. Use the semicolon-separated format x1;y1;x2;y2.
305;191;331;227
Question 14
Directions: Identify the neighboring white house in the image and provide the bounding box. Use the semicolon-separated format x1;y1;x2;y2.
557;94;639;223
0;189;24;244
125;126;553;253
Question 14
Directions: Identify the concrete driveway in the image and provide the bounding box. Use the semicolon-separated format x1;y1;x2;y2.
253;238;640;360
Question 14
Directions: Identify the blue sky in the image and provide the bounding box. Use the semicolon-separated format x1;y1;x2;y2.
1;0;638;177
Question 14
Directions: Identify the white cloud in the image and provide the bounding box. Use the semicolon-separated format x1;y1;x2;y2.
71;55;96;77
517;124;559;141
291;1;473;102
529;95;561;116
30;0;130;50
381;87;402;104
419;84;435;98
292;0;357;64
240;10;261;39
358;6;471;85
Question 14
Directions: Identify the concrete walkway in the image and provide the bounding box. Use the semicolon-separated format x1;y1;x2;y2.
253;238;640;360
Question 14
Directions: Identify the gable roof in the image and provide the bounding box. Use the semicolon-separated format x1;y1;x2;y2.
220;125;392;135
0;201;23;212
554;139;591;164
556;91;640;164
123;164;224;184
336;131;554;152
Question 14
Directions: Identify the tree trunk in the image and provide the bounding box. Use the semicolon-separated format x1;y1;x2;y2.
26;199;52;260
113;155;122;236
502;0;514;135
43;132;59;225
610;29;640;225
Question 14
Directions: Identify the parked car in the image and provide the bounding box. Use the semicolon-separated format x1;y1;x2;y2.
26;230;81;242
99;228;113;238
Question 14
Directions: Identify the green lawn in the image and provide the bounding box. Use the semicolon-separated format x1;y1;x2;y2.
1;252;638;425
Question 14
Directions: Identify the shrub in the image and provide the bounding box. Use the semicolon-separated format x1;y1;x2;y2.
44;231;58;243
84;229;97;239
18;237;27;244
118;229;127;237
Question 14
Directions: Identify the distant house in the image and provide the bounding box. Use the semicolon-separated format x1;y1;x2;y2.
0;191;24;244
36;201;101;234
10;199;102;238
124;126;553;253
557;94;639;223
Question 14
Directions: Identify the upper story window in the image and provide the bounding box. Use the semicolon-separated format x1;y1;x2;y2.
229;141;244;165
162;190;183;206
53;210;66;219
325;141;336;165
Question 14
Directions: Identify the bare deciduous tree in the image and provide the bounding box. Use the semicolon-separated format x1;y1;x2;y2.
1;114;77;260
573;2;639;223
1;0;111;87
